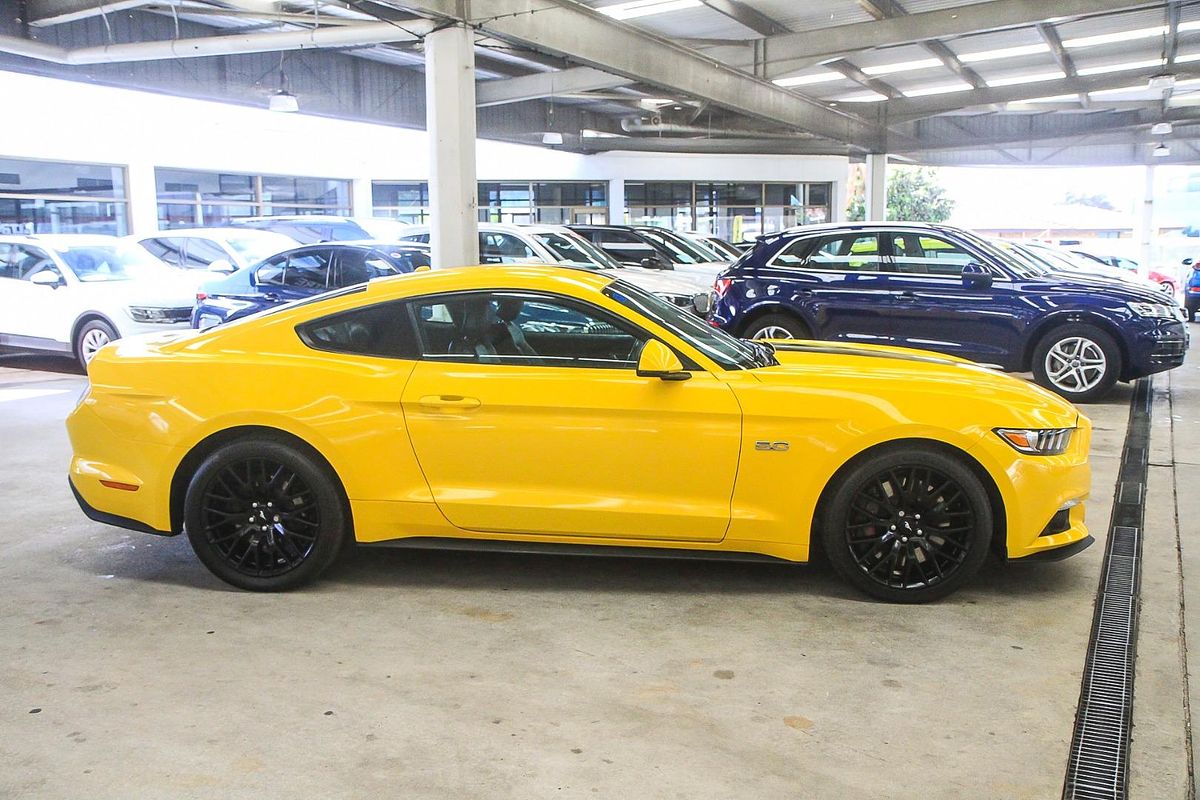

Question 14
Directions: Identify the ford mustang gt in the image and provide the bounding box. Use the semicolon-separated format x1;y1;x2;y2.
67;266;1093;602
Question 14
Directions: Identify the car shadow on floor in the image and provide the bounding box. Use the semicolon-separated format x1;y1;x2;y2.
0;352;83;376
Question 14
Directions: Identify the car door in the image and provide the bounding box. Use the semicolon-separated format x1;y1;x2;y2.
0;243;71;343
400;290;741;541
760;231;894;342
884;231;1019;364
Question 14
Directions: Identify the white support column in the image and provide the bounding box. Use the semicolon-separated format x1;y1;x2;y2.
124;161;159;236
866;153;888;221
607;178;625;224
1137;165;1155;270
425;23;479;268
350;177;373;219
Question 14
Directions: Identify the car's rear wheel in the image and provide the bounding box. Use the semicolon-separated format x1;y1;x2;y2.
75;319;117;370
820;448;992;603
184;439;347;591
1031;323;1121;403
1159;281;1175;295
744;313;809;341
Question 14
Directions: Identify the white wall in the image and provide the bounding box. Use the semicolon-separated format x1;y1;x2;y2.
0;70;848;235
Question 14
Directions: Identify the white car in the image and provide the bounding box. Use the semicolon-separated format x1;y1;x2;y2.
133;228;297;274
1004;240;1162;293
0;235;196;368
399;222;713;310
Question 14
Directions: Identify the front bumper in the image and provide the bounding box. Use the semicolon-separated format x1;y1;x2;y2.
1124;317;1188;379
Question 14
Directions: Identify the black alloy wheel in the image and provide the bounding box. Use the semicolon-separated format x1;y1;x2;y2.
184;439;347;591
821;448;991;603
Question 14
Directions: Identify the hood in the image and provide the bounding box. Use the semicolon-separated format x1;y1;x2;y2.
76;274;198;307
615;265;711;296
1032;270;1174;304
758;339;1079;428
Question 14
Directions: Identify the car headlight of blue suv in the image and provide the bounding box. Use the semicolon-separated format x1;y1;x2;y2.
1127;302;1184;320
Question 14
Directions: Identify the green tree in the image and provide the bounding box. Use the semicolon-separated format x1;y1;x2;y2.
845;165;954;223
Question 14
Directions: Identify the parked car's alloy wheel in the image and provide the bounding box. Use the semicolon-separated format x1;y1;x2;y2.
1031;324;1121;403
820;448;992;603
745;313;809;340
1160;281;1175;295
184;439;347;591
75;319;117;370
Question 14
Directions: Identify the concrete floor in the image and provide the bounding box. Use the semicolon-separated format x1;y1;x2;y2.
0;340;1195;799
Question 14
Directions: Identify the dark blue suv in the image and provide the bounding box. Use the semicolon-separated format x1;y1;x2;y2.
710;223;1188;402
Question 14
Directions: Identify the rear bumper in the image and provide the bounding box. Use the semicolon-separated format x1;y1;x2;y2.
69;477;173;536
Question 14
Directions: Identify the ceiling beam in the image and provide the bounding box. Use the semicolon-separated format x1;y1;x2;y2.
904;107;1200;151
857;0;986;89
825;59;902;99
392;0;886;148
26;0;146;26
476;66;633;106
886;67;1200;120
760;0;1161;78
1036;22;1089;107
698;0;790;37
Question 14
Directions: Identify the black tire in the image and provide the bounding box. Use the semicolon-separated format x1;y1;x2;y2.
184;439;348;591
75;318;118;370
1030;323;1121;404
819;447;992;604
743;312;810;341
1159;281;1175;296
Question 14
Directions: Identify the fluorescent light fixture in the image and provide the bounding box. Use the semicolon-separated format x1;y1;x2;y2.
861;57;942;76
1063;25;1168;49
597;0;700;20
958;43;1050;64
638;97;673;108
268;90;298;113
836;91;888;102
541;132;564;145
1151;122;1173;136
986;70;1066;88
1008;93;1079;104
901;82;973;97
1153;143;1170;158
1076;58;1165;76
773;72;842;88
1149;73;1176;90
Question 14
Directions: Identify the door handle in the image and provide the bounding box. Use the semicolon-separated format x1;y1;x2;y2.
896;290;917;301
418;394;481;410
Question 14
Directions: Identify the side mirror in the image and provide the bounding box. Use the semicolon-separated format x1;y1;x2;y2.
1184;258;1194;267
636;340;690;381
30;271;62;288
691;293;713;315
208;258;235;273
961;262;993;290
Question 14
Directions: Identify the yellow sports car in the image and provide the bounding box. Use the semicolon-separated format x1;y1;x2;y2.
66;266;1093;602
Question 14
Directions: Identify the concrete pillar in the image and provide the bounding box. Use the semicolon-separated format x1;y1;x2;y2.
866;153;888;221
607;178;625;224
125;161;159;236
424;24;479;268
1137;165;1156;271
350;177;374;219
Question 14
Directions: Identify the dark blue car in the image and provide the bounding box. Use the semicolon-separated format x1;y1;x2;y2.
1185;257;1200;321
193;242;430;329
710;222;1188;402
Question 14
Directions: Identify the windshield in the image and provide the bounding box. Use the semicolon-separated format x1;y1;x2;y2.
227;232;295;264
989;240;1055;276
1020;244;1091;273
531;232;606;268
59;244;172;282
603;280;774;370
635;229;709;265
673;232;728;261
952;229;1047;279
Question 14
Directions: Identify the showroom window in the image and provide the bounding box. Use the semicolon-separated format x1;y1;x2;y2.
626;181;832;243
0;157;129;235
372;181;430;224
478;181;608;225
155;168;351;228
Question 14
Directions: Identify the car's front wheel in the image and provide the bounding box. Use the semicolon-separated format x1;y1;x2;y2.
1031;324;1121;403
744;313;809;341
820;447;992;603
183;439;348;591
75;319;117;370
1160;281;1175;295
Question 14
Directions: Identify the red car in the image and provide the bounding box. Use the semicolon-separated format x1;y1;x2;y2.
1071;251;1177;295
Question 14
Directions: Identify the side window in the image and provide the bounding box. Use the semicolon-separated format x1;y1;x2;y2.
12;245;58;281
410;292;648;369
479;233;537;264
335;248;407;287
770;238;815;268
0;245;14;279
803;234;884;272
256;254;288;286
890;233;975;276
297;300;418;359
183;238;229;269
141;238;185;268
282;250;333;289
399;233;430;244
387;249;431;272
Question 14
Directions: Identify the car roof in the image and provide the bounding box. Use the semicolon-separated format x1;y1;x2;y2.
330;239;430;250
0;233;119;248
136;228;291;239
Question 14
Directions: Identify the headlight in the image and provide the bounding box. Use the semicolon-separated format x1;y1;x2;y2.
127;306;190;323
995;427;1074;455
1128;302;1177;319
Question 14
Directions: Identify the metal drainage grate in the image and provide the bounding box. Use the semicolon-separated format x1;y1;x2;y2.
1063;378;1152;800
